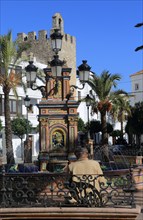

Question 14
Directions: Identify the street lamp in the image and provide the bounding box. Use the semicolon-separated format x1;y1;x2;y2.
25;61;38;84
78;60;91;83
85;94;92;139
85;94;94;159
24;95;31;141
70;60;91;92
50;29;63;54
25;60;47;97
25;28;91;98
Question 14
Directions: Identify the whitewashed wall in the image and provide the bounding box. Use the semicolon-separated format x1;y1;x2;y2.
1;65;142;163
130;71;143;106
0;59;47;163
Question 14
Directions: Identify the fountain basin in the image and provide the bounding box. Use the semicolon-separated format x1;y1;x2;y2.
104;165;143;190
113;155;143;166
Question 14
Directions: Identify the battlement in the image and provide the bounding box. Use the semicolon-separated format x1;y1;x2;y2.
17;30;49;42
17;30;75;44
64;34;75;44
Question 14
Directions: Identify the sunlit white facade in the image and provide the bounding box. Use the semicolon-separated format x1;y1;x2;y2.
129;70;143;106
1;65;143;163
129;70;143;144
0;60;46;163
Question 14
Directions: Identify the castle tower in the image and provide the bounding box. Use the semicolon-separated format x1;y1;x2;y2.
17;13;76;87
52;13;64;34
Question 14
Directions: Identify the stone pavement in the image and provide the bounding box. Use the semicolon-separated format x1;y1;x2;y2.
135;190;143;220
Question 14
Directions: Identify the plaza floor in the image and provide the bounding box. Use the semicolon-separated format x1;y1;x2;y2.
135;190;143;219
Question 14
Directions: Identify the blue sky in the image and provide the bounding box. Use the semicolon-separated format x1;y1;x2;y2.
0;0;143;92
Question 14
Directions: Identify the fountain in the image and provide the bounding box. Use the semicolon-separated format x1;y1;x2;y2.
93;144;143;190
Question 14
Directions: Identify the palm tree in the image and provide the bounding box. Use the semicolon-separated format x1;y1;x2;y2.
0;30;30;164
86;70;128;161
126;102;143;147
110;92;131;140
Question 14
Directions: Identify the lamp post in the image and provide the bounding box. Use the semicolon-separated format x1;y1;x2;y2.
85;94;91;139
24;95;31;141
50;29;63;54
70;60;91;92
85;94;94;159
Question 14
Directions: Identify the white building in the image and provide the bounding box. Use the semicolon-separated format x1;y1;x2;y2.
1;66;143;163
129;70;143;106
129;69;143;144
0;59;47;163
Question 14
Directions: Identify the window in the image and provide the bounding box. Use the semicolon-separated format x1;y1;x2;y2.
10;100;16;114
58;18;62;28
65;34;67;41
135;83;139;90
0;95;2;115
78;91;81;100
0;98;4;115
10;99;22;115
17;100;22;114
0;97;22;115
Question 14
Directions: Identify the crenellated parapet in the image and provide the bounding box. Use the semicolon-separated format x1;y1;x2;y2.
17;30;48;42
17;30;75;45
64;34;75;44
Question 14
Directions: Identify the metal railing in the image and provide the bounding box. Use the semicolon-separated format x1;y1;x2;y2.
0;167;136;208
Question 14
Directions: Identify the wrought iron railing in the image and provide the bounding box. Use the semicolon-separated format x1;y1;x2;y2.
0;167;136;208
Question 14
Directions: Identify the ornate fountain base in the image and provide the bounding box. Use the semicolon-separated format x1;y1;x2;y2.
38;151;68;172
38;151;50;171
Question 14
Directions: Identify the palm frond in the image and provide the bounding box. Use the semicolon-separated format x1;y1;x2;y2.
0;31;30;92
13;41;31;65
0;31;16;71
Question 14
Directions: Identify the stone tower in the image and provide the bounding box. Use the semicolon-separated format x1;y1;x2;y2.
17;13;76;86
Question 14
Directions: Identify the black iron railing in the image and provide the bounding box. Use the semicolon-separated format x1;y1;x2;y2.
0;167;136;208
